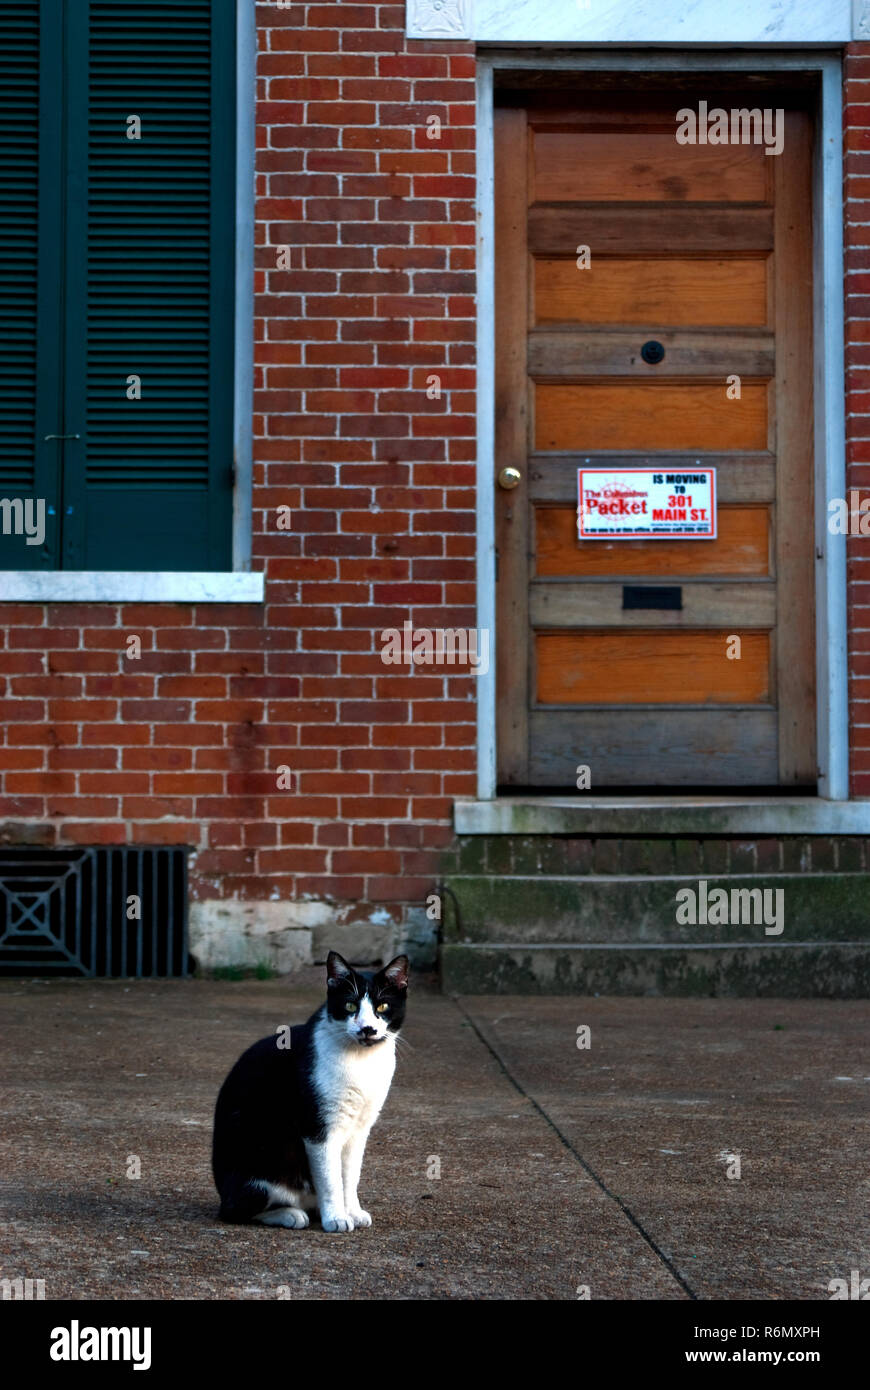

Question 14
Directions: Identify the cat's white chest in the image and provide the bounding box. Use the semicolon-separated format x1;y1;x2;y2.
312;1021;396;1136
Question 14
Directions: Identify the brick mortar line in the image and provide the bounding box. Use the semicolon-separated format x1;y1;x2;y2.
449;995;698;1302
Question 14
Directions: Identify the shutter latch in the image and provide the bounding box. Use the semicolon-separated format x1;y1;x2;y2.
44;433;81;440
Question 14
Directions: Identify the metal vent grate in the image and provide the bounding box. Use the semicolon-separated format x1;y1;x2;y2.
0;847;189;977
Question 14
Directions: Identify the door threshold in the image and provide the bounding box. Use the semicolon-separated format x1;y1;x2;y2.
455;796;870;836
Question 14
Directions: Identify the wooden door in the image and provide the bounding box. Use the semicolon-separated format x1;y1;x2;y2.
495;94;816;789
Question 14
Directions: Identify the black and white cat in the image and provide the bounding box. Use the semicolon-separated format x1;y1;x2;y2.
211;950;409;1232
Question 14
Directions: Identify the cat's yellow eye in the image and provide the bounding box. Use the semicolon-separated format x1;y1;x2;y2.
376;1003;389;1013
345;1001;357;1013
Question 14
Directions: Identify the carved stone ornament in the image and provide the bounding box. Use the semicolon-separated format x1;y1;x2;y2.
406;0;472;40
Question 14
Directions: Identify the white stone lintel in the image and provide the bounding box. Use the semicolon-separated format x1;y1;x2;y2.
407;0;855;43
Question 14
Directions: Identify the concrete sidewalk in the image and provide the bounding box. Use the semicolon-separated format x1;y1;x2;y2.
0;976;866;1300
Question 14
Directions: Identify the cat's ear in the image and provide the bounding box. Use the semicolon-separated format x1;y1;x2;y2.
326;950;353;987
380;954;409;990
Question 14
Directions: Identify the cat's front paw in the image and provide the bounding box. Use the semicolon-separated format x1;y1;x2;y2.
346;1206;372;1229
321;1211;354;1233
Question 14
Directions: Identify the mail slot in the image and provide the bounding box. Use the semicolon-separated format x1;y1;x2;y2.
622;585;683;611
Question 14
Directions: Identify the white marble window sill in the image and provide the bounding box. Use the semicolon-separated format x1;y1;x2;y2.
0;572;265;603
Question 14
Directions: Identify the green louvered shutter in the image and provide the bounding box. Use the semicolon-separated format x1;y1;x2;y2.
62;0;236;570
0;0;64;570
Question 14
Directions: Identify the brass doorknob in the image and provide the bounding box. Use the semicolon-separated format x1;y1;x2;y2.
498;466;522;490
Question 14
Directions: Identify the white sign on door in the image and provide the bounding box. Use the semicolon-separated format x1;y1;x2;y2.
577;467;717;539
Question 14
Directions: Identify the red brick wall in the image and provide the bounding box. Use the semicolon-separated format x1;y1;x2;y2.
248;2;478;919
5;25;865;963
845;45;870;796
0;5;478;952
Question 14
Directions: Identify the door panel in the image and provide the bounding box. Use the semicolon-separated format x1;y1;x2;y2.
536;505;771;578
536;631;771;705
528;709;780;786
529;205;774;254
534;383;769;451
529;333;774;378
495;94;816;789
531;582;776;628
534;257;769;327
531;128;770;202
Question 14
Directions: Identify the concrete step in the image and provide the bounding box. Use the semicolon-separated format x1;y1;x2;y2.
441;827;870;994
449;833;869;878
442;872;870;944
441;941;870;997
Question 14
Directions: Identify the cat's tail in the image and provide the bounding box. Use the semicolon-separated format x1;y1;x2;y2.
215;1173;269;1224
